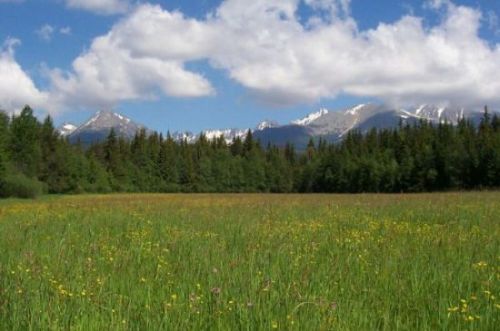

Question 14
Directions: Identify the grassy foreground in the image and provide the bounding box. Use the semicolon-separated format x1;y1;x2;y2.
0;193;498;330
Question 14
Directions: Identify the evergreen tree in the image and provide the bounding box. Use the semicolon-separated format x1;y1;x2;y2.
8;106;41;178
158;133;180;191
2;104;500;198
39;116;64;192
103;129;129;191
0;112;9;189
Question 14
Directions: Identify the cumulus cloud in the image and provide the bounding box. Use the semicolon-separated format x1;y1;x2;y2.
0;38;47;112
35;24;55;42
60;26;72;35
487;10;499;36
49;0;499;110
48;11;215;110
65;0;130;15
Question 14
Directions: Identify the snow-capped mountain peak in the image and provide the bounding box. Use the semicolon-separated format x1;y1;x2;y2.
407;104;468;123
68;110;146;145
256;120;279;131
345;104;367;115
292;108;329;126
58;123;78;136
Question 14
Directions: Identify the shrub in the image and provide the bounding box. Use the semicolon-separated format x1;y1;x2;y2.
1;173;46;199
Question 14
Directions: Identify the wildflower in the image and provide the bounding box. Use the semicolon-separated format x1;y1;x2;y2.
171;294;178;300
473;261;488;268
272;321;278;329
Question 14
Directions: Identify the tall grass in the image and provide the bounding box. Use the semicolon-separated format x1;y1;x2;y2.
0;193;498;330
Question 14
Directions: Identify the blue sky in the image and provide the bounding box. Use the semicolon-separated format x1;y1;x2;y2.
0;0;499;133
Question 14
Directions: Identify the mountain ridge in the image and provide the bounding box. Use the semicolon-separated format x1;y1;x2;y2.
61;104;495;148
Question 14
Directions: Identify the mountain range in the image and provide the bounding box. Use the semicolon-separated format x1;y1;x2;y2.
59;104;491;148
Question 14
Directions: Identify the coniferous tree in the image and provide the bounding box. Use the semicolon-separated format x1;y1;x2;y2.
2;103;500;198
158;133;180;191
39;116;64;192
8;106;41;178
104;129;129;191
0;112;9;190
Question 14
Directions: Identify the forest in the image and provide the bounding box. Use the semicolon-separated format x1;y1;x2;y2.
0;106;499;198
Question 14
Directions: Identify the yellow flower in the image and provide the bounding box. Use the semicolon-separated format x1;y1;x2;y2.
171;294;178;300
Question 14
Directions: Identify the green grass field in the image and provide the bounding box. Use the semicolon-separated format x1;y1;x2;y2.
0;193;498;330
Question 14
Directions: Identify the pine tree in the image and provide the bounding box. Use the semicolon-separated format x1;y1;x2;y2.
178;140;196;191
230;137;243;157
306;138;315;161
8;106;41;178
243;130;254;156
103;129;128;191
39;116;63;192
158;133;179;191
0;112;9;190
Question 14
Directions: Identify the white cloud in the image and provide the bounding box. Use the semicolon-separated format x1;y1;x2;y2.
28;0;500;112
65;0;130;15
304;0;351;17
0;38;47;112
48;10;215;111
487;10;499;36
35;24;55;42
60;26;72;35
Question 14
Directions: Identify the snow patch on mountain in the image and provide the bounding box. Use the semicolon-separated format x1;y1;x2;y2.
68;110;146;144
58;123;78;136
203;129;248;143
292;108;329;126
256;120;279;131
345;104;367;116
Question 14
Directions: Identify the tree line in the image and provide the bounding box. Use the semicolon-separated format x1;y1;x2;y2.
0;106;499;198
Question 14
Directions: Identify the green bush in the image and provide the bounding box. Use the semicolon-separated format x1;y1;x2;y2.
1;173;46;199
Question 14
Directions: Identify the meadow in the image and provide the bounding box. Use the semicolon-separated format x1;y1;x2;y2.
0;193;498;330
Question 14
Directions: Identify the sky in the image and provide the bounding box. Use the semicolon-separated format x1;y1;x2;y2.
0;0;499;133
